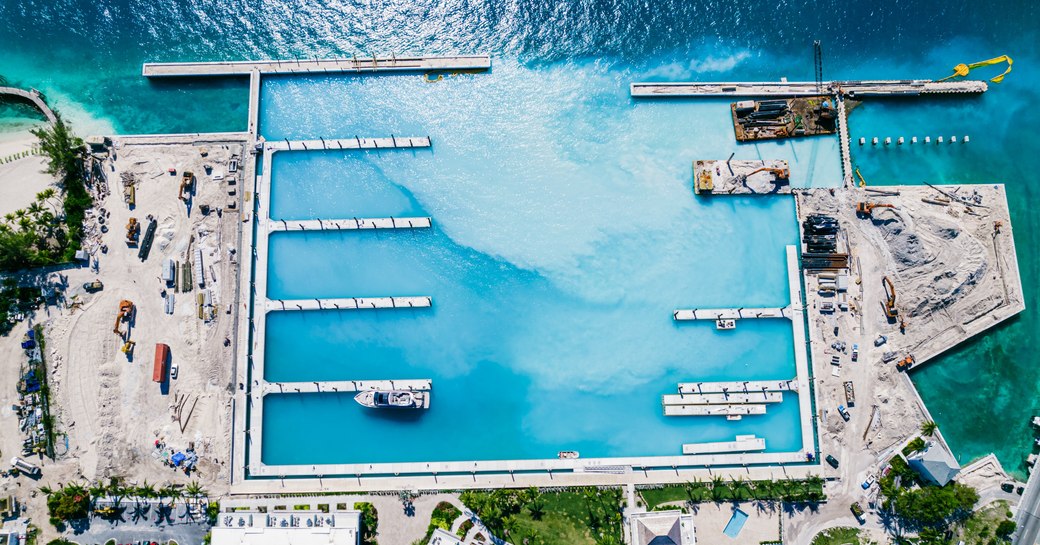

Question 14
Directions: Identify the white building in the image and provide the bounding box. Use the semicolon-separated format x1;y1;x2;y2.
628;510;696;545
427;528;464;545
211;508;360;545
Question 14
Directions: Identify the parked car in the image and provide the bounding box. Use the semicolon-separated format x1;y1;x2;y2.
83;280;103;292
1001;482;1015;493
862;474;876;490
851;344;859;362
837;405;851;421
825;454;840;468
170;362;179;380
850;502;865;520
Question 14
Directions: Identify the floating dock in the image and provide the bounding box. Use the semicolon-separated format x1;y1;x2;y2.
693;159;790;195
673;306;790;320
682;435;766;455
262;379;431;396
268;217;432;232
265;296;431;312
143;55;492;77
665;404;768;417
677;379;796;394
266;136;431;152
662;392;783;405
630;79;987;98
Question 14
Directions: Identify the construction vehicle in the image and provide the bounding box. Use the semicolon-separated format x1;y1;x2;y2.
125;217;140;245
179;171;195;201
896;354;916;372
113;300;135;336
856;202;895;217
881;276;908;331
83;280;103;293
736;166;790;185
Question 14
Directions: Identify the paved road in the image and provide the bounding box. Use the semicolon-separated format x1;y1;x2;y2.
1015;471;1040;545
68;511;209;545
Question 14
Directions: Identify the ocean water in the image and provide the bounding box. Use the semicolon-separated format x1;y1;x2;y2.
2;0;1039;475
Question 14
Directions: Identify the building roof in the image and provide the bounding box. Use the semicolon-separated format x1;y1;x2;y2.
211;510;360;545
428;528;463;545
630;511;694;545
908;442;961;486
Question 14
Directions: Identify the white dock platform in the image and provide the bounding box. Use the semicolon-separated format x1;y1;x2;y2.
268;217;431;232
664;404;768;417
267;136;431;152
263;379;431;395
630;79;987;98
682;435;766;455
266;296;431;312
673;306;790;320
677;379;797;394
143;55;492;77
662;392;783;405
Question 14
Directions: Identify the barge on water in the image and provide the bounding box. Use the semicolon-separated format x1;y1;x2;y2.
693;159;791;195
732;97;837;142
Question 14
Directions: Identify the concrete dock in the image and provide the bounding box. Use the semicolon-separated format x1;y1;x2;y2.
664;404;768;417
265;296;432;312
630;79;987;98
143;55;492;77
262;379;431;396
662;392;783;405
0;86;57;124
682;435;766;455
836;96;853;186
674;306;790;320
268;217;432;232
693;159;791;195
266;136;431;152
678;379;797;394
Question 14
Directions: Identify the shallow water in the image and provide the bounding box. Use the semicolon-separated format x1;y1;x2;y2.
2;0;1039;475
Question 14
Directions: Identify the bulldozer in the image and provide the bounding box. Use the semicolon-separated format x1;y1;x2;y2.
125;217;140;245
881;276;908;332
856;202;895;218
113;299;135;336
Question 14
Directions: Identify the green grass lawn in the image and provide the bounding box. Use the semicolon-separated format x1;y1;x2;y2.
955;500;1014;544
460;488;623;545
810;526;860;545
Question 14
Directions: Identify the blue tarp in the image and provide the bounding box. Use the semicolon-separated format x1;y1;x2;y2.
171;452;186;466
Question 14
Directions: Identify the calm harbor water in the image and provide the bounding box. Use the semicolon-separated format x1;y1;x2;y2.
2;0;1039;475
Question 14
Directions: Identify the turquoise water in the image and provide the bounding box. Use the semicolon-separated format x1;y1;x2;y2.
2;0;1039;475
723;508;749;538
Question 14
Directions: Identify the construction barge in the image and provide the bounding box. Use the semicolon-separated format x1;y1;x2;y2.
732;97;838;142
693;159;791;195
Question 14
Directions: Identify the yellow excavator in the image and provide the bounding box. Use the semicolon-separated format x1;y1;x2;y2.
938;56;1013;83
856;202;895;217
881;276;908;332
113;300;135;336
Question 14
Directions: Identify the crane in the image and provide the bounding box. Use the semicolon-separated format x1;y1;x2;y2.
856;202;895;217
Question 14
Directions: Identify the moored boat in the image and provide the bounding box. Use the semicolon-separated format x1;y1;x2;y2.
558;451;580;459
354;390;430;409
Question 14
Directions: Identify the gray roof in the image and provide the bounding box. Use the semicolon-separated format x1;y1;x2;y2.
908;443;961;486
634;512;684;545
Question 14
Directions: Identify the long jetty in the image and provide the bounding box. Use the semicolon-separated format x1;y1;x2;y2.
673;306;790;320
682;435;765;455
262;379;431;396
630;79;987;98
143;55;492;77
266;296;432;312
664;404;768;417
677;379;797;394
268;217;431;232
836;96;853;186
267;136;431;152
0;86;57;124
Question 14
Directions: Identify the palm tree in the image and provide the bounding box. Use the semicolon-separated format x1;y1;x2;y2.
920;420;938;437
709;476;728;502
731;477;751;501
135;480;157;499
30;114;85;181
184;481;207;502
88;482;107;506
158;484;182;506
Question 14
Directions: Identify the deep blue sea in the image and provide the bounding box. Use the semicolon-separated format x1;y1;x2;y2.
2;0;1038;475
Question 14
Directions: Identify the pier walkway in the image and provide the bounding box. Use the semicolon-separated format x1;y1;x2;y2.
836;96;853;187
268;217;431;232
143;55;492;77
265;296;432;312
630;79;987;98
662;392;783;405
266;136;431;152
674;306;790;320
0;86;57;124
683;436;766;455
262;379;431;396
664;404;768;417
678;379;797;394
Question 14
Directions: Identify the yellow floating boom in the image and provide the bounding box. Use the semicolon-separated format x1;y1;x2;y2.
938;55;1013;83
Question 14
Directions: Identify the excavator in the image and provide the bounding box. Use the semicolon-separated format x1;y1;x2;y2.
938;55;1013;84
178;171;195;201
734;166;790;190
125;217;140;245
113;300;135;336
881;276;908;332
856;202;895;218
